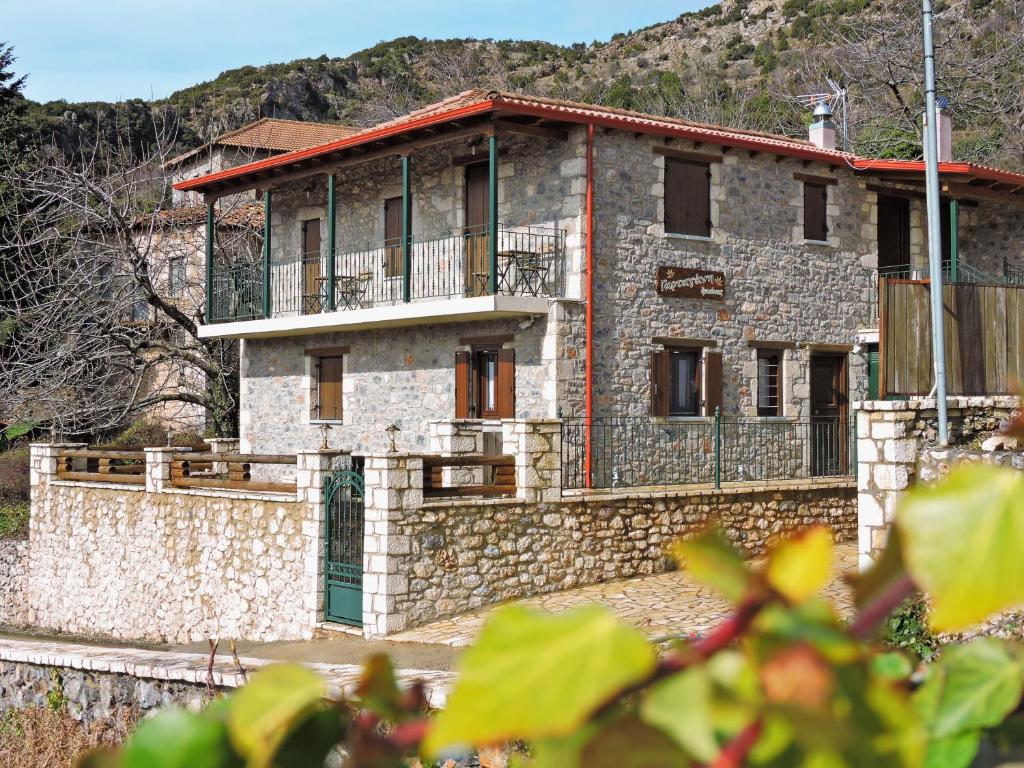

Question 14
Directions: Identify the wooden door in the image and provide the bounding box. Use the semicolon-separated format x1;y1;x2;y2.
810;353;848;476
302;218;322;314
464;162;490;295
877;196;910;275
384;197;402;278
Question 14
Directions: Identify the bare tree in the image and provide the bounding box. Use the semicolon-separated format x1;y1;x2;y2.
0;115;254;438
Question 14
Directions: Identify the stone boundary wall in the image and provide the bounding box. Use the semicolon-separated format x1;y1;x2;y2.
0;638;453;725
856;396;1020;568
0;539;29;627
376;479;856;634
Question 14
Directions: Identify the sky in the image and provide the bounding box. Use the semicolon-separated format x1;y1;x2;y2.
3;0;711;104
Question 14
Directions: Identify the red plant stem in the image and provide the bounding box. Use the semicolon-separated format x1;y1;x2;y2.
660;595;768;675
710;719;763;768
849;573;917;640
388;719;430;749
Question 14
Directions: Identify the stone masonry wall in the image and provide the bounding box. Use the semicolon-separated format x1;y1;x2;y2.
390;482;856;631
0;538;29;627
856;396;1020;567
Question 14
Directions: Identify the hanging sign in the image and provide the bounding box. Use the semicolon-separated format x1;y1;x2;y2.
656;266;725;300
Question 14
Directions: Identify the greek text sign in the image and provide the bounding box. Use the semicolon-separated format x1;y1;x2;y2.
656;267;725;300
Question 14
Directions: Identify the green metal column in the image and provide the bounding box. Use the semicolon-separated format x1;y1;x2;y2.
713;406;722;490
204;202;214;324
401;156;412;303
327;175;336;311
262;189;272;319
488;134;499;295
949;198;959;282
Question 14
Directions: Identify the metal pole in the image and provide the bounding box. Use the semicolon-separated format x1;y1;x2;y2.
262;190;272;319
488;133;499;296
921;0;949;445
204;202;214;324
327;174;336;312
714;406;722;490
401;156;411;303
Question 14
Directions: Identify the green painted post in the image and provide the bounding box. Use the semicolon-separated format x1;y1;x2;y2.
488;134;499;295
262;190;272;319
949;198;959;282
401;155;411;303
327;175;337;311
714;406;722;490
204;202;214;324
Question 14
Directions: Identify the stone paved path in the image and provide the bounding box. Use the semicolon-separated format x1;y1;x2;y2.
389;542;859;647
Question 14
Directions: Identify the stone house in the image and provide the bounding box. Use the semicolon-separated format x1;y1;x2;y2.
173;90;1024;484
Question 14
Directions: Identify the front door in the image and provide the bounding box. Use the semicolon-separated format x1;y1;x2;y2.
302;218;322;314
810;353;848;476
323;459;364;626
464;162;490;296
877;196;910;276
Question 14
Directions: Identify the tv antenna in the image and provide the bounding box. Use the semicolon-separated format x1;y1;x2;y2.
796;76;850;151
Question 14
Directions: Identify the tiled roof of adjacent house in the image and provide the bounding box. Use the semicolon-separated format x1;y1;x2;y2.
140;202;264;230
174;89;1024;196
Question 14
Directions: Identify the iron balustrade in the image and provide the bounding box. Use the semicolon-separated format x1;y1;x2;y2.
561;414;855;491
870;259;1018;320
206;224;565;323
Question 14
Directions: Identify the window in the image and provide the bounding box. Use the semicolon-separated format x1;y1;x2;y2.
651;347;723;417
455;348;514;419
314;355;344;421
664;158;711;237
384;196;403;277
168;257;185;297
804;182;828;242
757;350;783;416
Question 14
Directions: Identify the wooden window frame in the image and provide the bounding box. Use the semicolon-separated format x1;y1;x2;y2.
664;158;712;238
312;353;345;423
803;181;829;243
652;345;723;418
756;348;784;417
456;346;515;420
167;256;185;297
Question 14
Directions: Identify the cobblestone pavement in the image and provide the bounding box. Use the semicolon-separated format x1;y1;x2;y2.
389;542;859;647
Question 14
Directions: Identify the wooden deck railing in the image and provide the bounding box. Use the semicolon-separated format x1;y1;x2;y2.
422;455;515;499
171;453;297;495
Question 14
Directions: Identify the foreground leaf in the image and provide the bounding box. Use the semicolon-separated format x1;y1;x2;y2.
914;638;1024;739
580;716;690;768
896;464;1024;631
641;667;719;762
849;528;906;611
922;731;980;768
122;708;238;768
226;664;326;767
423;605;656;756
672;528;752;601
765;527;833;604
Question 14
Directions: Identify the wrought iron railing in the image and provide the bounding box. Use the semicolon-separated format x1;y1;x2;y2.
560;414;855;491
870;259;1020;320
209;223;565;323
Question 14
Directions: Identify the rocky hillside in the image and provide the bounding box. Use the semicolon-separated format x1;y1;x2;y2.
17;0;1024;168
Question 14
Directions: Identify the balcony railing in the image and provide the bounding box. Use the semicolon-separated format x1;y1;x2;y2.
209;224;565;323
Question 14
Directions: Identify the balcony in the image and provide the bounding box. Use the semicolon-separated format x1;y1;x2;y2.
204;224;566;338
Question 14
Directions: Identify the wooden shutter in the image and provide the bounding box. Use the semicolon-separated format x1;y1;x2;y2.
650;349;670;416
804;183;828;242
455;351;471;418
703;351;723;415
497;348;515;419
665;159;711;237
384;196;402;277
318;356;343;421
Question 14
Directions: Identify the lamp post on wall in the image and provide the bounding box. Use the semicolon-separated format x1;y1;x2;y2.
921;0;949;445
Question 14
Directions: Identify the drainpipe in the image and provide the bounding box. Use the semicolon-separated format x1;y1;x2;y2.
584;123;595;488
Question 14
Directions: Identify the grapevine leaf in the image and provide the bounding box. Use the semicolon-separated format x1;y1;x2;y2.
580;716;691;768
226;663;325;767
423;605;656;756
355;653;402;720
672;528;752;601
922;731;980;768
872;652;914;681
913;638;1024;738
77;750;125;768
640;667;718;762
531;723;599;768
896;464;1024;631
765;526;833;604
122;707;239;768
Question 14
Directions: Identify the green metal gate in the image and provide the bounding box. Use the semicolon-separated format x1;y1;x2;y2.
323;457;364;626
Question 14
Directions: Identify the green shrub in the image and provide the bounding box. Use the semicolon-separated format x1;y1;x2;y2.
106;419;204;449
884;595;940;661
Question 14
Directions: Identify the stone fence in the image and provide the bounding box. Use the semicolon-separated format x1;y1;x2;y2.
856;396;1020;568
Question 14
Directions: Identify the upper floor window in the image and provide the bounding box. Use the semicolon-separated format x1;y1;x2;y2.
167;257;185;297
804;181;829;242
665;158;711;238
757;349;783;417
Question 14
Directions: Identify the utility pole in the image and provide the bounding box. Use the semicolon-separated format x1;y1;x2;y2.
922;0;949;445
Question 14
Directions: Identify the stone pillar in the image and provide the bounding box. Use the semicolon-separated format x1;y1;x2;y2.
208;438;240;476
295;450;343;635
144;447;188;494
30;443;86;487
502;419;562;503
361;453;422;638
428;420;484;485
856;403;917;569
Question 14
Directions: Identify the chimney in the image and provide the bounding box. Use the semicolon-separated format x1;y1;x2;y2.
809;102;836;151
926;96;953;162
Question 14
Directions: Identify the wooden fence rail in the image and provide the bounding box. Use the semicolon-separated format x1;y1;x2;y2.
57;448;147;486
421;454;516;498
170;453;297;495
880;277;1024;397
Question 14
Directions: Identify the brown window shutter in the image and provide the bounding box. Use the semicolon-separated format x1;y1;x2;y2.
650;349;670;416
455;351;471;418
664;159;686;235
665;159;711;237
804;183;828;241
496;348;516;419
384;196;403;277
703;351;723;415
318;356;343;421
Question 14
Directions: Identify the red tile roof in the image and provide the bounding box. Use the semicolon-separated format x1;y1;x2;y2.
173;90;1024;194
139;203;264;230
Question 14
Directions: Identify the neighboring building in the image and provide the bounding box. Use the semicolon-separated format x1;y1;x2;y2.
174;90;1024;480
